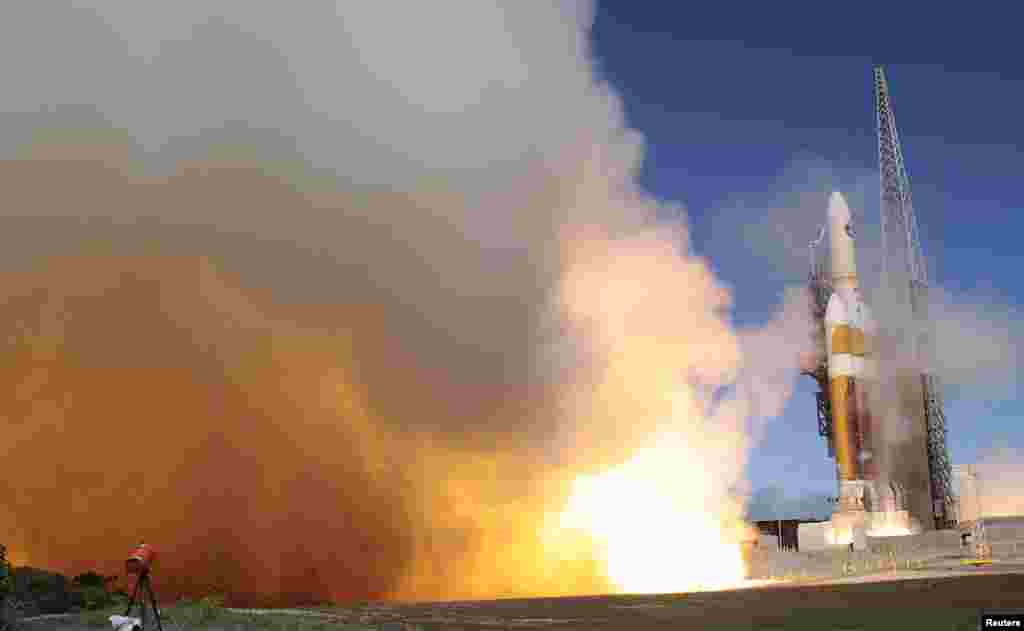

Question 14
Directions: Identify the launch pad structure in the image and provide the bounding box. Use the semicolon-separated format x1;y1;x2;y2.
873;66;956;529
801;67;956;539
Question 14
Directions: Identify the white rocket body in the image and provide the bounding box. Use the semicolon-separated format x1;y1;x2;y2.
824;192;871;359
823;192;873;516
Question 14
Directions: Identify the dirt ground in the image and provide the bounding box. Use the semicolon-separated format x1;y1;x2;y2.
21;566;1024;631
319;566;1024;630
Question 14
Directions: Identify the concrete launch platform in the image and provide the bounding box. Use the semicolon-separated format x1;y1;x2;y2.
798;509;920;552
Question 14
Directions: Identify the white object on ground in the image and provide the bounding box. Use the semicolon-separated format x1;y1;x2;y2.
109;615;142;631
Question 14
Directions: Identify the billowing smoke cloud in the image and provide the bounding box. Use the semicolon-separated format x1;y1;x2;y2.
0;1;815;603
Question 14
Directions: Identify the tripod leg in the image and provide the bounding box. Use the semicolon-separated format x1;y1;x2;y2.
139;579;147;631
125;576;142;616
145;577;164;631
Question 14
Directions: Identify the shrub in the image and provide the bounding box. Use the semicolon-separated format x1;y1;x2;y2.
69;571;122;611
0;545;10;596
74;585;117;611
28;576;49;594
72;572;108;589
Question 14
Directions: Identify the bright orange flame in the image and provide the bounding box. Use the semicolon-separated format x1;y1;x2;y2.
554;433;748;594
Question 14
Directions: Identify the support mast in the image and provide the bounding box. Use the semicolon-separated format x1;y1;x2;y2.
873;66;956;529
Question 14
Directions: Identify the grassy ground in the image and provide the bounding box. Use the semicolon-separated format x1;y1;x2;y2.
70;597;388;631
16;570;1021;630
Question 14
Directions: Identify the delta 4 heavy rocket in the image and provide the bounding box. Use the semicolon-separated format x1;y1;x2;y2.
824;192;876;517
813;191;920;547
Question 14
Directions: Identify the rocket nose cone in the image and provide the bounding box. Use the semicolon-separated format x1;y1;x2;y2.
828;191;852;224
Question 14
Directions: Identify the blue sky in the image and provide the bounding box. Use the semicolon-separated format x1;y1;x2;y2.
591;3;1024;517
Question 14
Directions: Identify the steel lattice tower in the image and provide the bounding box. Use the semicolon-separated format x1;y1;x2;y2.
874;66;956;528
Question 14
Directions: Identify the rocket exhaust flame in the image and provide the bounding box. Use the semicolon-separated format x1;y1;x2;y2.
556;433;750;594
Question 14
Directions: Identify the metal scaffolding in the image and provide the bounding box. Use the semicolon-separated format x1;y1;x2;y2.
803;225;833;458
874;66;956;529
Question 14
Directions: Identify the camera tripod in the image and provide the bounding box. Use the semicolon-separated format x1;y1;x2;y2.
124;569;164;631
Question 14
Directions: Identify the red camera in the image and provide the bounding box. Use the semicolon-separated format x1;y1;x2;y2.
125;543;156;575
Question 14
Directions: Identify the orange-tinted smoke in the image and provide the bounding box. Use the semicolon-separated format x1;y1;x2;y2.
0;152;615;605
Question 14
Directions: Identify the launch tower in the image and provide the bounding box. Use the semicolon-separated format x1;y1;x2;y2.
873;66;956;529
